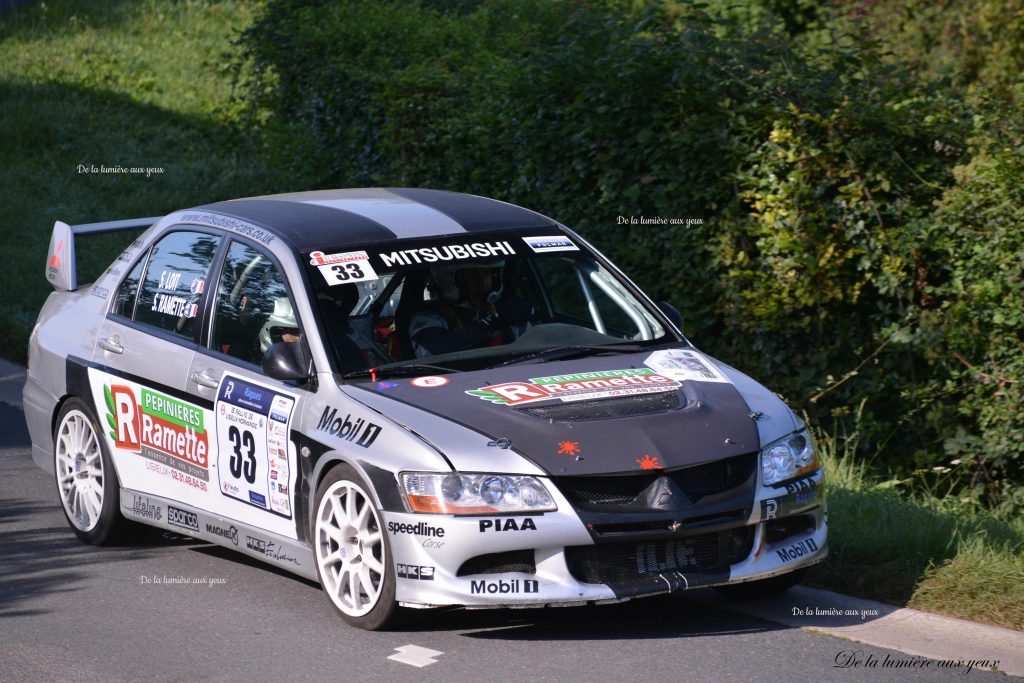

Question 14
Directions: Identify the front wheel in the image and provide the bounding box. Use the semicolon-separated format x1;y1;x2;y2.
54;397;134;545
313;464;398;630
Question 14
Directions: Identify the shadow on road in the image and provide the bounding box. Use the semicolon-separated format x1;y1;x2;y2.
0;497;202;618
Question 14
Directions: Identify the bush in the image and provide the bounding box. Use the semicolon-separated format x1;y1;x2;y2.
236;0;1023;510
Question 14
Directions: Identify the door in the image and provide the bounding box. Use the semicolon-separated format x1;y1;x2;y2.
185;239;312;541
90;229;221;500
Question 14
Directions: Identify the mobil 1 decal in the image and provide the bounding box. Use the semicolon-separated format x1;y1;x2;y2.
215;374;296;519
91;369;210;492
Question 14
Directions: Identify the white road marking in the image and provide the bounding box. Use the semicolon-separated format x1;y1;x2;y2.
388;644;444;668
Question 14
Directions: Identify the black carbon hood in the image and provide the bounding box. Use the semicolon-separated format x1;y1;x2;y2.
349;351;760;477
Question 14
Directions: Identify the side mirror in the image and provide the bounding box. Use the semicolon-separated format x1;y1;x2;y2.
655;301;683;329
263;341;311;382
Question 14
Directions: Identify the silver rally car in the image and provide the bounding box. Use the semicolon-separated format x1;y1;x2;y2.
24;188;826;629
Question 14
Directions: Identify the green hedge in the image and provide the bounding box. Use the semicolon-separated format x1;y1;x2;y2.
237;0;1023;512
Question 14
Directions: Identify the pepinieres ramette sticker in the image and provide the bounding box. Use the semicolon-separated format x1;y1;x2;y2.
466;368;679;406
216;374;296;518
101;378;210;491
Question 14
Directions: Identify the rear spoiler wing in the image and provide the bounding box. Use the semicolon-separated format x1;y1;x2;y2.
45;217;161;291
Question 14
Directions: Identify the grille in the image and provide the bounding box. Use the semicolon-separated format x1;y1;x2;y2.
456;550;536;577
555;453;756;508
566;527;754;585
765;514;815;544
518;391;680;422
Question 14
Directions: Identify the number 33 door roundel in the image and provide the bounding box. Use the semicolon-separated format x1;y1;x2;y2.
215;374;297;519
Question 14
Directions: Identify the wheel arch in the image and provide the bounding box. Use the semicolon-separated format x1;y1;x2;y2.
307;451;406;543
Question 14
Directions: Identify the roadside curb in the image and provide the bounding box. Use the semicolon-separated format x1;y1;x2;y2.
683;585;1023;677
0;357;25;409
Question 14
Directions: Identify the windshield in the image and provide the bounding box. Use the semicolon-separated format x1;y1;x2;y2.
305;231;675;375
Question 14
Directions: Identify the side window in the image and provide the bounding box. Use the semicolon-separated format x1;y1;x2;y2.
532;257;644;339
213;241;297;366
111;252;148;319
133;231;219;339
533;257;592;324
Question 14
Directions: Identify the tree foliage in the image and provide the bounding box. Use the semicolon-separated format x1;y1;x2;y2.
236;0;1024;511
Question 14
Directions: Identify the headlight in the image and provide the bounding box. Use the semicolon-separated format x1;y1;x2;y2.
760;430;818;486
400;472;557;514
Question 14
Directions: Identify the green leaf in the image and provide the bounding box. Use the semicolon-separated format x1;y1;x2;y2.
104;384;115;414
106;413;116;431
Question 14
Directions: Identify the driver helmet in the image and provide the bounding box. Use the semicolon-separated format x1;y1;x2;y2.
258;297;299;353
429;259;504;304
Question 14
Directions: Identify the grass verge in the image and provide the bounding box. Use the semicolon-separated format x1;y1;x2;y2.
0;0;277;362
806;422;1024;631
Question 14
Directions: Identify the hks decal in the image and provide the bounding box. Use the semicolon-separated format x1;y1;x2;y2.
397;564;435;581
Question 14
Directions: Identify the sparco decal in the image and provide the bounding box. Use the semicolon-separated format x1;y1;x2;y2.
167;505;199;532
205;523;239;545
396;564;435;580
467;368;679;406
380;240;516;268
316;407;382;448
776;537;819;563
470;579;539;594
387;521;445;537
479;518;537;532
106;384;209;484
130;495;162;521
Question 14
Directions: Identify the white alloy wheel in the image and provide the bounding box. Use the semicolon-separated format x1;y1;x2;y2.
55;408;105;532
315;478;388;619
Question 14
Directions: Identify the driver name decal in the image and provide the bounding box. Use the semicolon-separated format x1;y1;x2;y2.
466;368;679;406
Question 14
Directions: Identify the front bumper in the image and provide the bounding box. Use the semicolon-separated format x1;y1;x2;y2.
385;468;827;608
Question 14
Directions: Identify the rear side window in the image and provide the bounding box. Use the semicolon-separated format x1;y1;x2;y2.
133;231;219;340
111;254;147;319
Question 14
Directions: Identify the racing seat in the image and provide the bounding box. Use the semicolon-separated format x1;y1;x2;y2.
392;271;427;360
318;284;366;374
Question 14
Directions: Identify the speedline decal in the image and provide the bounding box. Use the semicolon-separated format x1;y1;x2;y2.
466;368;680;406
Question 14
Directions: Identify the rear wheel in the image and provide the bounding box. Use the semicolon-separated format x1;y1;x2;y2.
313;464;398;630
54;398;133;544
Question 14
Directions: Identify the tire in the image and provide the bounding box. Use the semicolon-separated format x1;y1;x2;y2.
714;567;808;598
53;397;134;545
313;464;398;630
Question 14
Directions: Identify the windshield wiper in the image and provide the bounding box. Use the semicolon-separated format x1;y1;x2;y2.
485;344;647;369
342;363;459;380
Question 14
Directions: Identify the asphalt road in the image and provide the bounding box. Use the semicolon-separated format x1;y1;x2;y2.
0;402;1008;683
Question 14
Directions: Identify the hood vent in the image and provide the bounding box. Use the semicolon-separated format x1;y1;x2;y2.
517;391;681;422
